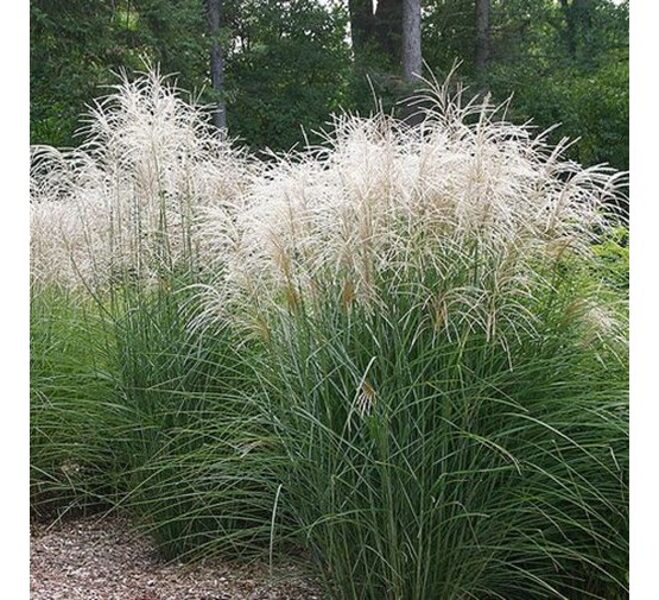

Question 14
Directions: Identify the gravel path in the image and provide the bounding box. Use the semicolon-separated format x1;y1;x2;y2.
30;515;323;600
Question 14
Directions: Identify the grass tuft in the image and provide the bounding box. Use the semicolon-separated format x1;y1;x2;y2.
30;69;628;599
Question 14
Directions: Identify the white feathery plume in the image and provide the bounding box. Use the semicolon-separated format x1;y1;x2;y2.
198;75;626;348
30;69;627;351
30;70;251;292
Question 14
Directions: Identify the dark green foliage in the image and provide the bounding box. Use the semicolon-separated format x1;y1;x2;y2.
254;264;628;599
31;1;119;146
420;0;629;170
487;50;628;171
484;0;629;170
30;0;354;152
423;0;479;74
31;1;628;169
225;0;352;150
30;288;119;516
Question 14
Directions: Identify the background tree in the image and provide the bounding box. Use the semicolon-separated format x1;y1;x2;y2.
347;0;413;71
348;0;376;62
475;0;490;79
485;0;628;171
374;0;403;66
402;0;422;83
30;0;122;146
560;0;593;58
206;0;226;130
30;0;629;172
224;0;351;150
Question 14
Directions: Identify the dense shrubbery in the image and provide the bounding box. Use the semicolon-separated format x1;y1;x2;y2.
31;1;629;173
30;73;628;598
488;54;629;172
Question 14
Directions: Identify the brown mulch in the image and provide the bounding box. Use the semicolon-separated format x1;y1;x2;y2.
30;515;323;600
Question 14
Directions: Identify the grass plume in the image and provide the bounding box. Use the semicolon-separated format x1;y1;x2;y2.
30;69;628;598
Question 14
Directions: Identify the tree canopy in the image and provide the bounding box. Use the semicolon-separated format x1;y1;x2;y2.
30;0;628;170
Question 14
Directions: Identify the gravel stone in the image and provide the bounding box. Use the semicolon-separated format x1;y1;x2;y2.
31;515;323;600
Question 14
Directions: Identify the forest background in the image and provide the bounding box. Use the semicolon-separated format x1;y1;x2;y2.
30;0;629;173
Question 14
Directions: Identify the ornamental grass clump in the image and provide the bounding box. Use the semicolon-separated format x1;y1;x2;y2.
29;69;628;598
29;72;280;555
30;69;251;292
199;75;626;353
197;76;628;598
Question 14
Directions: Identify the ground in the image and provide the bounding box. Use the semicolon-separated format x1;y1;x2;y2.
30;515;322;600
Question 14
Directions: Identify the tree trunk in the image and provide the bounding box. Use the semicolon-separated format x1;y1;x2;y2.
348;0;375;61
206;0;226;131
402;0;422;83
475;0;490;79
374;0;402;66
348;0;403;69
